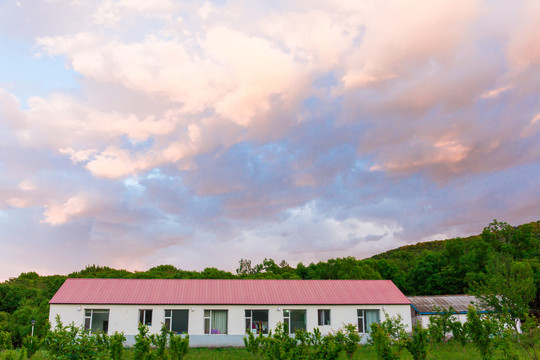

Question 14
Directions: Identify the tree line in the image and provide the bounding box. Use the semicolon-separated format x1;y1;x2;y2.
0;220;538;347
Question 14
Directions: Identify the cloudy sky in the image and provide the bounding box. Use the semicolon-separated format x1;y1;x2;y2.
1;0;539;280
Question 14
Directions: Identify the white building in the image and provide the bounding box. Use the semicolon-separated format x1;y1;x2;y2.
408;295;481;328
49;278;412;346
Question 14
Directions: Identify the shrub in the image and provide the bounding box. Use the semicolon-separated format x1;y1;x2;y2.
338;324;361;360
109;332;126;360
244;329;264;358
517;312;539;360
427;306;454;344
466;306;500;360
260;322;296;360
0;331;13;350
133;323;153;360
22;334;43;358
150;324;169;360
404;323;429;360
313;330;342;360
168;332;189;360
368;313;407;360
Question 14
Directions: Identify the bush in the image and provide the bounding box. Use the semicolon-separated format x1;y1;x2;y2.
109;332;126;360
22;335;43;358
404;323;429;360
168;332;189;360
337;324;361;360
368;313;407;360
150;324;169;360
427;306;454;344
133;323;153;360
466;306;500;360
0;332;13;351
244;329;264;358
260;323;296;360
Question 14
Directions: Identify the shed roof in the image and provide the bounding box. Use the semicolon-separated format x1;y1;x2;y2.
407;295;480;314
50;279;410;305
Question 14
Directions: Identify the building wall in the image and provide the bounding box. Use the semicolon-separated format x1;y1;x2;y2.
50;303;411;346
417;313;468;328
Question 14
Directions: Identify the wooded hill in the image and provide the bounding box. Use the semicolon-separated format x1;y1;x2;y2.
1;219;538;345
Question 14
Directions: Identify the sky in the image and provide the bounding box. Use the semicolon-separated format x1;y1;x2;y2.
1;0;540;281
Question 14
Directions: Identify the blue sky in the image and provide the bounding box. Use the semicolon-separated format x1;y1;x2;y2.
1;0;540;280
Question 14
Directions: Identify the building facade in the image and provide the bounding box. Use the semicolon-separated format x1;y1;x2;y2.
50;278;412;346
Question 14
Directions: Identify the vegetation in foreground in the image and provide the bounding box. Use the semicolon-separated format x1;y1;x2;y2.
0;300;538;360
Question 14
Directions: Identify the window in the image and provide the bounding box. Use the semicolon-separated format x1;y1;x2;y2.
318;309;331;326
84;309;109;334
139;309;152;326
245;310;269;334
204;310;228;334
165;310;189;334
357;309;380;333
283;309;306;334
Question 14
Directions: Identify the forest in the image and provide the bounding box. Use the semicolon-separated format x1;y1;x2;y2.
0;219;538;347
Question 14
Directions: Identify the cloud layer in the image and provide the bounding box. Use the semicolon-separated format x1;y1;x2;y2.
1;0;540;280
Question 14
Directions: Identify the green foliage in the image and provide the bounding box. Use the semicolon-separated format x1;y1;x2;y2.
243;329;264;358
404;323;428;360
448;318;468;346
42;316;125;360
369;323;399;360
259;322;296;360
466;306;500;360
133;323;153;360
168;333;189;360
150;324;169;360
517;313;540;360
0;332;12;350
339;324;361;359
427;306;455;343
22;335;43;358
368;313;407;360
108;332;126;360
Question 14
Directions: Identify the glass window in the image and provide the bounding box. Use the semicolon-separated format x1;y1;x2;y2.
84;309;109;334
283;309;306;334
204;310;228;334
164;310;189;334
318;309;331;326
139;309;152;326
357;309;380;333
245;310;269;334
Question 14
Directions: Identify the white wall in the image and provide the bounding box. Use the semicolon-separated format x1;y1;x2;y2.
418;313;468;328
50;303;411;344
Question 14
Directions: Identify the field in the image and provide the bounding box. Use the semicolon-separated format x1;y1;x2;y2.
1;342;539;360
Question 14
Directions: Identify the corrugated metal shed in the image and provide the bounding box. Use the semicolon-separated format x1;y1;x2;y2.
50;279;410;305
407;295;480;314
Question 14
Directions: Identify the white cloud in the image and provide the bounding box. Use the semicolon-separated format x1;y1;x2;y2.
42;194;89;225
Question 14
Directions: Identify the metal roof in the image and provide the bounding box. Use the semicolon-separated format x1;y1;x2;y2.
50;279;410;305
407;295;480;314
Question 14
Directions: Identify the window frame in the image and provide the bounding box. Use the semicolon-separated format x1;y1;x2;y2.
317;309;331;326
164;309;189;334
357;309;380;333
245;309;269;334
139;309;153;326
283;309;307;334
84;309;110;334
204;310;228;335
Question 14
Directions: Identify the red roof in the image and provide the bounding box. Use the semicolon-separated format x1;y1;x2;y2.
50;279;410;305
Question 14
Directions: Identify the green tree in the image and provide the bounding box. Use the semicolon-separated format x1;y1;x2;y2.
466;306;500;360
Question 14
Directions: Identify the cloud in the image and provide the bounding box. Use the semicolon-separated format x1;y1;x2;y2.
1;0;540;280
42;194;89;225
